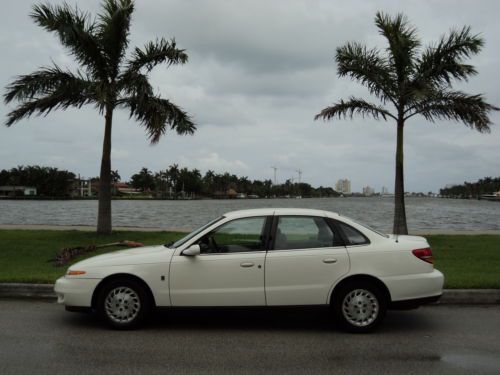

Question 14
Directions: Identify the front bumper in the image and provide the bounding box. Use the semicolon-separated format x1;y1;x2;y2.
54;276;101;307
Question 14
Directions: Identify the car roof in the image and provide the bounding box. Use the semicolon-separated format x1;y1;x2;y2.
223;208;340;218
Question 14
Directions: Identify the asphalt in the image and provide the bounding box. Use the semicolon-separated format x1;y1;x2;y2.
0;300;499;374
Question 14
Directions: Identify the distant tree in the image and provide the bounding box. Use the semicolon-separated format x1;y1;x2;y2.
315;12;498;234
178;167;202;195
110;170;121;183
166;164;180;193
130;167;155;191
0;165;74;196
154;170;169;197
440;176;500;198
4;0;195;234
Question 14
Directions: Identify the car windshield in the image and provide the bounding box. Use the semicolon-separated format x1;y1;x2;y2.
167;216;225;248
341;216;389;238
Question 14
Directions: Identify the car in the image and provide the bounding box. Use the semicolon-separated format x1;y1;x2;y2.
54;208;444;332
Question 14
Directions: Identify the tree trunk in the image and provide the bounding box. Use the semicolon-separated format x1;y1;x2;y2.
393;119;408;235
97;104;113;235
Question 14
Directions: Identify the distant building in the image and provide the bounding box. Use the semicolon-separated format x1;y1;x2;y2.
335;179;351;194
363;186;375;196
70;177;92;197
0;186;37;197
381;186;389;195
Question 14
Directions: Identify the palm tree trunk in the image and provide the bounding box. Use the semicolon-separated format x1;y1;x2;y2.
97;104;113;235
393;119;408;235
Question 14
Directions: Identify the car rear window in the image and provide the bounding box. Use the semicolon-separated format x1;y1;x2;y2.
337;222;370;246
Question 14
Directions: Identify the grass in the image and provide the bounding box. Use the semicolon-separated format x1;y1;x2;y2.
427;235;500;289
0;230;185;284
0;230;498;288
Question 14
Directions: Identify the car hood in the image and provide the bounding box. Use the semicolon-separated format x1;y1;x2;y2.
69;245;175;269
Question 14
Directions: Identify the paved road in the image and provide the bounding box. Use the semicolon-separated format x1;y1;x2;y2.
0;300;499;374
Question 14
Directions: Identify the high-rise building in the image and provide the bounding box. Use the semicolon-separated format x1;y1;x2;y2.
381;186;389;195
363;186;375;196
335;179;351;194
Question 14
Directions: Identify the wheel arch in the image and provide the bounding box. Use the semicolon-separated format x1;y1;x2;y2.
91;273;157;309
329;274;392;305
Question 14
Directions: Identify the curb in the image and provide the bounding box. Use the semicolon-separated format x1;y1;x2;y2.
437;289;500;305
0;283;499;304
0;283;56;299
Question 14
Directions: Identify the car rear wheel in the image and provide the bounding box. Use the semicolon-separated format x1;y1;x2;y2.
333;281;387;333
97;278;151;329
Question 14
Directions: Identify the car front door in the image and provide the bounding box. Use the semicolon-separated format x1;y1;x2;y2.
169;216;270;306
265;215;350;305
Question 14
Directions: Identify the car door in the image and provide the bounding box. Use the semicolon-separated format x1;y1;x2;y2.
265;215;350;306
169;216;270;306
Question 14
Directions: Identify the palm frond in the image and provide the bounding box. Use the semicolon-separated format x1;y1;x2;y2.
314;97;396;121
405;90;498;132
336;42;396;104
415;26;483;86
97;0;134;78
118;70;153;98
375;11;420;80
31;3;108;80
123;95;196;143
4;65;92;103
126;38;188;74
5;82;96;126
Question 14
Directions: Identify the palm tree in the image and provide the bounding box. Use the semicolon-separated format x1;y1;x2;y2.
4;0;195;234
315;12;498;234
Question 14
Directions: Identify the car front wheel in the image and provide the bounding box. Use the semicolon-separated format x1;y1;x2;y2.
333;282;387;333
97;278;151;329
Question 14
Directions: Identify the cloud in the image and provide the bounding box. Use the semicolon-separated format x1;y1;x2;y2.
0;0;499;193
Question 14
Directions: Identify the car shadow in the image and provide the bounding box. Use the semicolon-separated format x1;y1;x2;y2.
58;305;439;334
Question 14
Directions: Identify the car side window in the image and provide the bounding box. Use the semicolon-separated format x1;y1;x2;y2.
198;217;266;254
274;216;342;250
337;222;370;245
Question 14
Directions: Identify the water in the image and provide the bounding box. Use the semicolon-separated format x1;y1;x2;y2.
0;197;498;232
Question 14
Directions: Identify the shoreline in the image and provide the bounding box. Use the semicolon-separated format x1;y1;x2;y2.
1;224;500;235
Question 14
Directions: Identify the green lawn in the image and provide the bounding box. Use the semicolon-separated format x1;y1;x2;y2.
0;230;185;283
427;235;500;289
0;230;498;288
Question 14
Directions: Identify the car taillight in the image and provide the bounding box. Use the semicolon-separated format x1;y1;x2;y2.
412;247;434;264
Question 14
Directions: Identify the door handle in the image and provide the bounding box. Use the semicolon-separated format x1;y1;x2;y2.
240;262;255;268
323;258;338;264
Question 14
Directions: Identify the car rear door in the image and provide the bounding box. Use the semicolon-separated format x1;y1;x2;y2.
264;215;350;305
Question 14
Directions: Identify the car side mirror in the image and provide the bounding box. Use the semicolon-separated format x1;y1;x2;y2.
182;244;201;256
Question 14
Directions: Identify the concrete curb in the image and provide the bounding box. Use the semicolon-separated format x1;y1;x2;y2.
0;283;499;304
0;283;56;299
437;289;500;305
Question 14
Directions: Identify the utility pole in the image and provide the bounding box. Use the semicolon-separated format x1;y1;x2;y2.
270;166;277;185
295;169;302;184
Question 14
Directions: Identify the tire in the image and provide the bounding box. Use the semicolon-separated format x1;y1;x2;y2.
97;278;152;329
332;281;387;333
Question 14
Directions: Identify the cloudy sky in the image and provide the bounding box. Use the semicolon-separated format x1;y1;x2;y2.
0;0;499;193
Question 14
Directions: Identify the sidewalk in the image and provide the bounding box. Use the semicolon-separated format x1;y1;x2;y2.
1;283;499;304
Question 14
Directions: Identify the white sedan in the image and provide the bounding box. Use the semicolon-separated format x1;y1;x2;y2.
55;208;444;332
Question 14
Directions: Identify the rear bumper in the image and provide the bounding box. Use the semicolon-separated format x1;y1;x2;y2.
381;269;444;302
